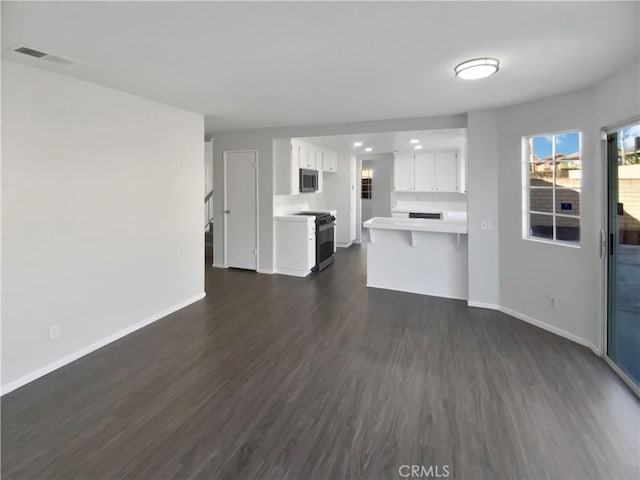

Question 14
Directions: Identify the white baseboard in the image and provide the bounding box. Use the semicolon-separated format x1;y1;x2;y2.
273;267;311;277
257;268;274;275
603;355;640;397
212;263;227;269
366;283;467;301
499;306;599;355
0;292;206;396
337;242;353;248
467;301;501;310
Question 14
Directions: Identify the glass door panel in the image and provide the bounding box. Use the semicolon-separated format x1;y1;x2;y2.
607;123;640;386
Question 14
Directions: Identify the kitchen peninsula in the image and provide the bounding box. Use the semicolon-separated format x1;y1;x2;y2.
363;206;468;299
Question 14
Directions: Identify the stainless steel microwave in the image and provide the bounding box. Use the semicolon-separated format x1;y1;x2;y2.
299;169;318;193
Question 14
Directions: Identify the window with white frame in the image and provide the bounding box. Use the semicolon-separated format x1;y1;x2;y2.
524;131;581;244
361;168;372;199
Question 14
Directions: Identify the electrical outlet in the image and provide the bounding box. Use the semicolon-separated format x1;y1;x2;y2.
480;220;492;231
547;296;558;309
49;324;61;341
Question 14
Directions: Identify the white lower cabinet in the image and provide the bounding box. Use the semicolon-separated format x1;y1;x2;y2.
274;217;315;277
394;151;461;192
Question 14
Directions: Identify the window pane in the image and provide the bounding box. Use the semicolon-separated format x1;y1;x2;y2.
529;188;553;213
555;188;580;216
555;160;581;186
618;124;640;165
530;213;553;240
554;132;580;158
528;135;553;163
556;216;580;242
529;162;554;187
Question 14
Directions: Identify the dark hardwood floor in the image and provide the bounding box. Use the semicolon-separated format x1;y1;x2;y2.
2;246;639;479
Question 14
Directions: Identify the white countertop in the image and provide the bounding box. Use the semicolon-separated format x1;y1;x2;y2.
274;209;337;222
363;216;468;234
274;214;314;223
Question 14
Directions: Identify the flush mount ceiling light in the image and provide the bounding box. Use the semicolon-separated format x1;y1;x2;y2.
414;145;423;150
353;142;363;147
364;147;373;152
454;57;499;80
410;139;420;144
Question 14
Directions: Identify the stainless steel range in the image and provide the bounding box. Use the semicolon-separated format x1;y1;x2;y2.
295;211;336;272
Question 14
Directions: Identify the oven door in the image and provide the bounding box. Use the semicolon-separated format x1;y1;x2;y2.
315;221;335;271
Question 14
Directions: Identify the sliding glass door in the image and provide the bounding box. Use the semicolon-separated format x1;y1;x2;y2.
607;122;640;387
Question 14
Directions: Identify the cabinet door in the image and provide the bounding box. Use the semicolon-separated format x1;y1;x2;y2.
330;151;338;172
322;150;338;172
290;141;300;194
434;152;458;192
321;149;329;172
394;153;413;191
307;223;316;270
413;153;436;191
307;144;317;170
299;142;309;170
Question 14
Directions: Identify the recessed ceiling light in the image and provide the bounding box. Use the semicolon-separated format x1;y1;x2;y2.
364;147;373;152
414;145;423;150
410;139;420;144
353;142;363;147
454;57;499;80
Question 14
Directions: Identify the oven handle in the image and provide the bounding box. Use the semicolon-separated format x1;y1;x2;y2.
317;222;335;232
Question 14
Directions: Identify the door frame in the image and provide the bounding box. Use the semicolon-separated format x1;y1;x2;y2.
223;150;259;270
601;116;640;397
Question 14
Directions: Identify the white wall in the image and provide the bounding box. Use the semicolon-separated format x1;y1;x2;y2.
467;110;500;307
318;154;355;245
495;62;640;352
211;114;467;270
1;61;205;392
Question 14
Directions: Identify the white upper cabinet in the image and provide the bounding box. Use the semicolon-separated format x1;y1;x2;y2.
321;149;338;173
275;138;299;195
276;138;328;195
434;152;458;192
303;143;318;170
413;153;436;192
394;151;461;192
393;153;414;191
299;141;310;169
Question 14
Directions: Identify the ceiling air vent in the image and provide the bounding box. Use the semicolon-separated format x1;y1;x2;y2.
13;45;74;65
14;46;48;58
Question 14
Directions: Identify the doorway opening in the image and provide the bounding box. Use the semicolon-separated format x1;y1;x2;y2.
205;139;214;264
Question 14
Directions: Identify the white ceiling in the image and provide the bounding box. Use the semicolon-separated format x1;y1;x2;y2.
298;129;466;155
2;2;638;133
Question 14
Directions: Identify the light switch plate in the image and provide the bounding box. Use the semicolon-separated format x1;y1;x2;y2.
480;220;492;231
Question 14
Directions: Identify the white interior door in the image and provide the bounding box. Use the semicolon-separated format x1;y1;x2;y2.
224;151;257;270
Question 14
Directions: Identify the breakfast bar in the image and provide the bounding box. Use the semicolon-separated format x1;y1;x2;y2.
363;216;468;300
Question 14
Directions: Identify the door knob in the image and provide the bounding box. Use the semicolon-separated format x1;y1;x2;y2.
225;209;231;214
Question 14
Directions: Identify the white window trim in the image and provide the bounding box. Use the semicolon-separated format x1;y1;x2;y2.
522;130;582;247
